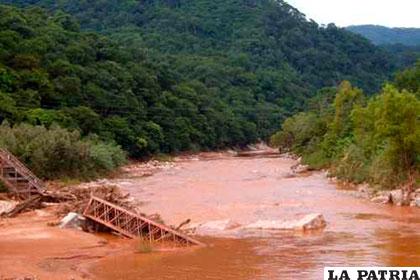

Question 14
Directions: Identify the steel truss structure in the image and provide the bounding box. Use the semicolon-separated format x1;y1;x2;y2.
83;196;205;247
0;148;45;198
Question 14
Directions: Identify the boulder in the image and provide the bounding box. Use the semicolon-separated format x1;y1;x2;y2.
357;184;370;193
59;212;85;229
411;197;420;208
187;219;241;236
246;213;327;231
0;200;18;216
282;172;296;179
299;213;327;230
390;189;404;206
370;193;391;204
226;150;238;156
357;184;374;199
293;164;309;174
370;195;390;204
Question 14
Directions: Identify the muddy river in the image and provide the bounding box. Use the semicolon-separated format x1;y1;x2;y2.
90;151;420;279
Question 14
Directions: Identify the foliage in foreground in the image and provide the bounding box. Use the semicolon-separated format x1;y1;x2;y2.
0;122;126;180
271;63;420;189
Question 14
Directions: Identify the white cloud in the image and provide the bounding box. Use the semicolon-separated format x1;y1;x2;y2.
286;0;420;28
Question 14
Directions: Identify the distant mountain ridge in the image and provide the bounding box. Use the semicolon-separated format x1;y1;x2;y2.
347;25;420;46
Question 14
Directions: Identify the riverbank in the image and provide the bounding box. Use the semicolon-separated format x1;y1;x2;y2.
291;159;420;208
0;205;134;279
334;180;420;207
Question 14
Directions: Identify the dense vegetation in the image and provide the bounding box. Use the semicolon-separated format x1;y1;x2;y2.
0;4;275;159
0;1;417;182
271;63;420;189
3;0;397;93
347;25;420;46
0;1;400;157
347;25;420;70
383;44;420;69
0;123;126;179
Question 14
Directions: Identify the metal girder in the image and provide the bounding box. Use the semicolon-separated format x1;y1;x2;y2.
83;196;205;247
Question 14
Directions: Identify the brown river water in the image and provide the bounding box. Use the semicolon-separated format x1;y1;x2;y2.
91;151;420;280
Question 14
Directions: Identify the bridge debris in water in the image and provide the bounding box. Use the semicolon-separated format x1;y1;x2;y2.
83;196;205;247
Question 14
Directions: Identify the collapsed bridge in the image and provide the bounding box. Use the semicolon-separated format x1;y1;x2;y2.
84;196;205;247
0;148;203;247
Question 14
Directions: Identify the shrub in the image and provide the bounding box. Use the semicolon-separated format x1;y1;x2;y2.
270;112;326;154
331;144;370;184
301;149;331;170
88;141;127;173
352;85;419;188
0;122;126;180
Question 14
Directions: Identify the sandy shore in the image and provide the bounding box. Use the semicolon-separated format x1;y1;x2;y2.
0;206;138;279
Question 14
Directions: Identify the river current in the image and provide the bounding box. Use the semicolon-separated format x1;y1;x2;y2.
91;152;420;279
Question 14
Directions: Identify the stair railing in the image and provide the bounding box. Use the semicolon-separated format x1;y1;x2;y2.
0;148;45;193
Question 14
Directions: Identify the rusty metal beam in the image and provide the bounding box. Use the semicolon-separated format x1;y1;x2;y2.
83;196;205;247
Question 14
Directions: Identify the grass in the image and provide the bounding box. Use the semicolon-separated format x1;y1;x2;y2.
58;177;83;187
153;153;174;162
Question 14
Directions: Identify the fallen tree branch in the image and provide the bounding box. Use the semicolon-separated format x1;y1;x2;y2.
4;195;42;218
176;219;191;231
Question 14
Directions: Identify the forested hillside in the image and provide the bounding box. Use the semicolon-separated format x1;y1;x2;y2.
3;0;396;93
0;1;406;168
347;25;420;46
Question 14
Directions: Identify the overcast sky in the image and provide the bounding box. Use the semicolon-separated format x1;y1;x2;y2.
286;0;420;28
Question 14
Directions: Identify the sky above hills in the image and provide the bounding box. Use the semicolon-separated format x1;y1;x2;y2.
287;0;420;28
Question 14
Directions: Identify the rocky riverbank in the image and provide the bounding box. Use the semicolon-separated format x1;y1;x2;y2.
290;156;420;208
325;176;420;208
355;184;420;207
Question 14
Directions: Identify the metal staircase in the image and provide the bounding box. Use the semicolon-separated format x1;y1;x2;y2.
0;148;45;197
84;196;205;247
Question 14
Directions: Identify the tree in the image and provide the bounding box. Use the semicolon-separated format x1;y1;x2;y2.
352;85;419;187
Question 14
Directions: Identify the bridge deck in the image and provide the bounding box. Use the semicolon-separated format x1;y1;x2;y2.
83;196;205;247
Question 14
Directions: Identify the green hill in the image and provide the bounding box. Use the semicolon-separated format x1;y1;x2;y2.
347;25;420;46
0;1;403;157
3;0;396;92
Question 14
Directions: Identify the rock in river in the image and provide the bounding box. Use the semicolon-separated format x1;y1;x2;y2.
245;213;327;231
390;189;404;206
0;200;18;216
186;219;241;236
370;192;391;204
410;197;420;208
59;212;86;230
